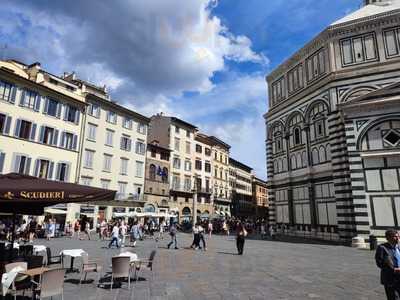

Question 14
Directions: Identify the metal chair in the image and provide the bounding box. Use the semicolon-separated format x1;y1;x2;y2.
46;247;62;267
34;268;66;300
136;250;156;282
26;255;44;269
79;252;102;285
110;256;131;290
4;261;31;300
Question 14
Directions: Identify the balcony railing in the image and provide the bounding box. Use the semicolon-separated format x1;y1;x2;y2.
171;184;193;193
115;193;145;201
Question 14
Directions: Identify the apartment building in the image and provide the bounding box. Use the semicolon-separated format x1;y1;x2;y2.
193;133;214;218
0;60;85;222
265;0;400;243
143;141;171;214
148;114;198;222
210;137;231;217
252;177;268;219
64;74;150;223
229;158;253;218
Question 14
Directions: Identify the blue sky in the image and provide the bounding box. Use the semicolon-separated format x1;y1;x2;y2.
0;0;361;179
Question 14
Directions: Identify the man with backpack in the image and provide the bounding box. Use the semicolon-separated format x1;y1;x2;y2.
167;222;178;249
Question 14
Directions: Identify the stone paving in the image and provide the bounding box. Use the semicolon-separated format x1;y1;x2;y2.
9;233;384;300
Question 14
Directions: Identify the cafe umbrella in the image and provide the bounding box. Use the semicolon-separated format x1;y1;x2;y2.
0;173;116;244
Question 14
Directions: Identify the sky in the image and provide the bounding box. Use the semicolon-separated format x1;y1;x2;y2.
0;0;361;179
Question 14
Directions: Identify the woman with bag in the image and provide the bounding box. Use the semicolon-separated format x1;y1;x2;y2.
236;222;247;255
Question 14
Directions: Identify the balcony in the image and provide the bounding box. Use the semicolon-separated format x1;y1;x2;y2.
145;177;169;184
197;188;212;194
115;193;145;202
170;184;193;193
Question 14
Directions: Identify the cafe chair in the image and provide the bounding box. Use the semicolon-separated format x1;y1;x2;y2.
34;268;66;300
19;244;33;258
46;247;62;267
4;261;31;300
110;256;131;290
26;255;44;269
136;250;156;282
79;253;102;286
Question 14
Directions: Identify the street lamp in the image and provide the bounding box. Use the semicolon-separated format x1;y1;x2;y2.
192;175;198;226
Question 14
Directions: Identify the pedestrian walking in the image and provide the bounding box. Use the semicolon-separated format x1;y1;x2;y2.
208;221;213;237
199;224;207;250
236;222;247;255
167;223;178;249
130;221;141;247
120;221;127;247
375;229;400;300
100;220;107;240
108;223;120;248
47;219;55;241
191;223;201;249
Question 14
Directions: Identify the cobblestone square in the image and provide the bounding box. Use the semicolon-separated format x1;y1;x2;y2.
10;233;384;300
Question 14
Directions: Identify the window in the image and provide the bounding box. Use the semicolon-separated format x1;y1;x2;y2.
0;113;11;135
88;103;100;118
120;135;132;151
81;177;92;186
135;161;144;177
315;119;325;138
123;117;133;129
174;138;180;151
186;130;190;138
205;162;211;173
205;148;211;156
34;159;53;179
160;152;169;161
287;64;303;94
196;144;202;153
149;164;156;180
135;140;145;155
151;150;156;158
120;158;129;175
84;150;95;169
340;33;377;66
175;126;180;133
87;123;97;141
195;159;202;170
0;152;4;174
105;129;114;146
306;48;326;82
12;154;31;174
172;175;180;190
214;152;217;160
184;159;191;171
384;28;400;57
60;132;77;150
44;98;61;118
118;182;127;196
0;80;15;103
271;77;285;104
173;157;181;169
56;162;69;182
64;105;80;124
39;126;59;146
186;142;191;154
196;178;202;190
103;154;112;172
137;123;147;134
21;90;40;111
106;110;117;124
14;119;36;140
162;167;168;183
100;179;110;189
184;177;191;191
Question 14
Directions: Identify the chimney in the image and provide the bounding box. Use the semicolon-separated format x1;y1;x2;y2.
26;62;41;81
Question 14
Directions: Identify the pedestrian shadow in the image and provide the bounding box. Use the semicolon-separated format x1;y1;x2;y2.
216;251;238;256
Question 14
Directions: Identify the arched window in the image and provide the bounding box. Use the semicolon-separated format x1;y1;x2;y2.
144;204;155;213
294;127;302;145
162;167;168;183
182;207;191;216
287;113;303;148
149;164;156;180
308;102;328;141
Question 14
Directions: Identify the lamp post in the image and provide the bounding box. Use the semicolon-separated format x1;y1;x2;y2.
192;175;198;226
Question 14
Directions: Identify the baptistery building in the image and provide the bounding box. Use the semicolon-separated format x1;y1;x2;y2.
265;0;400;244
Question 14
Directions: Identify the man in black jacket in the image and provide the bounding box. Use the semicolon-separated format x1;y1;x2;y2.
375;229;400;300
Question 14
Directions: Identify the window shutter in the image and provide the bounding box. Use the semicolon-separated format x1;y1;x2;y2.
43;98;49;114
0;153;5;173
75;110;80;124
33;159;40;177
12;154;21;173
4;116;11;135
30;123;37;141
120;137;124;150
10;86;17;104
60;132;66;148
65;164;70;182
128;139;132;151
72;135;78;150
48;161;54;179
34;94;41;111
63;105;69;120
39;126;45;143
53;129;59;146
56;103;62;118
14;119;21;137
55;163;61;181
19;90;26;107
25;157;31;175
96;107;100;118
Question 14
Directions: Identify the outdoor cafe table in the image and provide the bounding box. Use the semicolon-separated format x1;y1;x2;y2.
19;266;49;277
118;251;140;279
60;249;86;273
